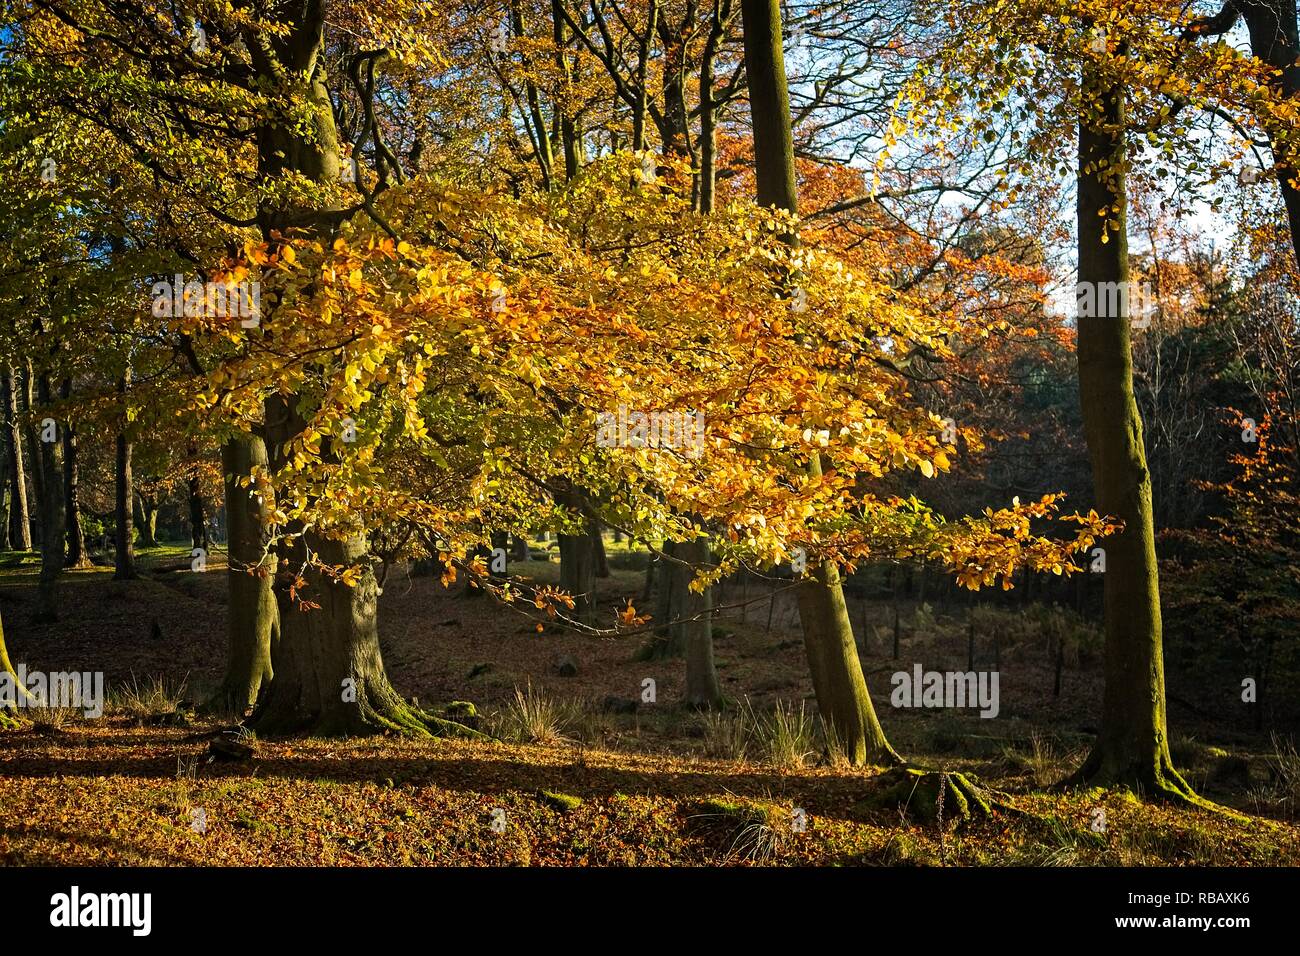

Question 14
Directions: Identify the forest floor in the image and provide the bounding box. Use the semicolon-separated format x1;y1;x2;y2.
2;543;1299;866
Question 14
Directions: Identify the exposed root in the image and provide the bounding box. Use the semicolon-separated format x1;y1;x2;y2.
251;698;490;741
869;766;996;824
1059;755;1241;817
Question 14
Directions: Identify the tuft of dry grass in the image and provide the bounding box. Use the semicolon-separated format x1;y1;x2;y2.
110;673;189;721
755;700;816;769
491;681;572;745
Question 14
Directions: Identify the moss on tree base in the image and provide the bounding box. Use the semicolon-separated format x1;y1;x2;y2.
1061;751;1236;815
250;697;489;741
869;767;994;823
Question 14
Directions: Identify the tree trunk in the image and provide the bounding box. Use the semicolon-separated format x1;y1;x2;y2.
676;536;722;708
33;371;65;621
211;437;277;713
0;453;8;552
592;522;610;577
632;0;658;153
135;493;158;548
796;552;900;765
551;0;581;181
114;374;137;579
656;7;696;196
251;510;418;735
1067;59;1198;802
244;12;463;738
642;543;658;602
559;529;597;625
0;605;33;723
511;0;555;189
644;539;684;656
60;381;91;569
251;398;457;736
187;451;209;553
741;0;900;765
23;364;44;549
2;371;31;551
699;0;730;214
1235;2;1300;269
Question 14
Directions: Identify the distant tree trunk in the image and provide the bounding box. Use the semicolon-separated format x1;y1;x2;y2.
211;436;277;713
135;493;158;548
33;369;65;621
642;544;658;602
2;371;31;551
741;0;900;765
651;540;682;653
699;0;731;214
657;7;696;196
631;0;658;153
551;0;581;181
559;530;597;625
511;0;555;189
23;363;44;549
0;458;8;552
60;380;91;569
1229;1;1300;269
676;536;722;708
1067;57;1197;803
114;371;136;580
592;522;610;577
188;452;209;553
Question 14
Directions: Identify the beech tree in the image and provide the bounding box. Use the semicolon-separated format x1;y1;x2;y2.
897;0;1298;800
3;0;1112;743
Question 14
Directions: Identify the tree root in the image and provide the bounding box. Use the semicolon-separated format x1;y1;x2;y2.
868;766;998;824
1058;756;1241;818
250;698;491;741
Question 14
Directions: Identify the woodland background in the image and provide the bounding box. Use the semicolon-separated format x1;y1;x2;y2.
1;0;1299;865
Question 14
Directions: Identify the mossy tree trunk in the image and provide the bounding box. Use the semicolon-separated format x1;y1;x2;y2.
0;606;32;725
1068;59;1197;802
211;437;276;714
252;397;451;736
244;8;457;737
740;0;900;766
